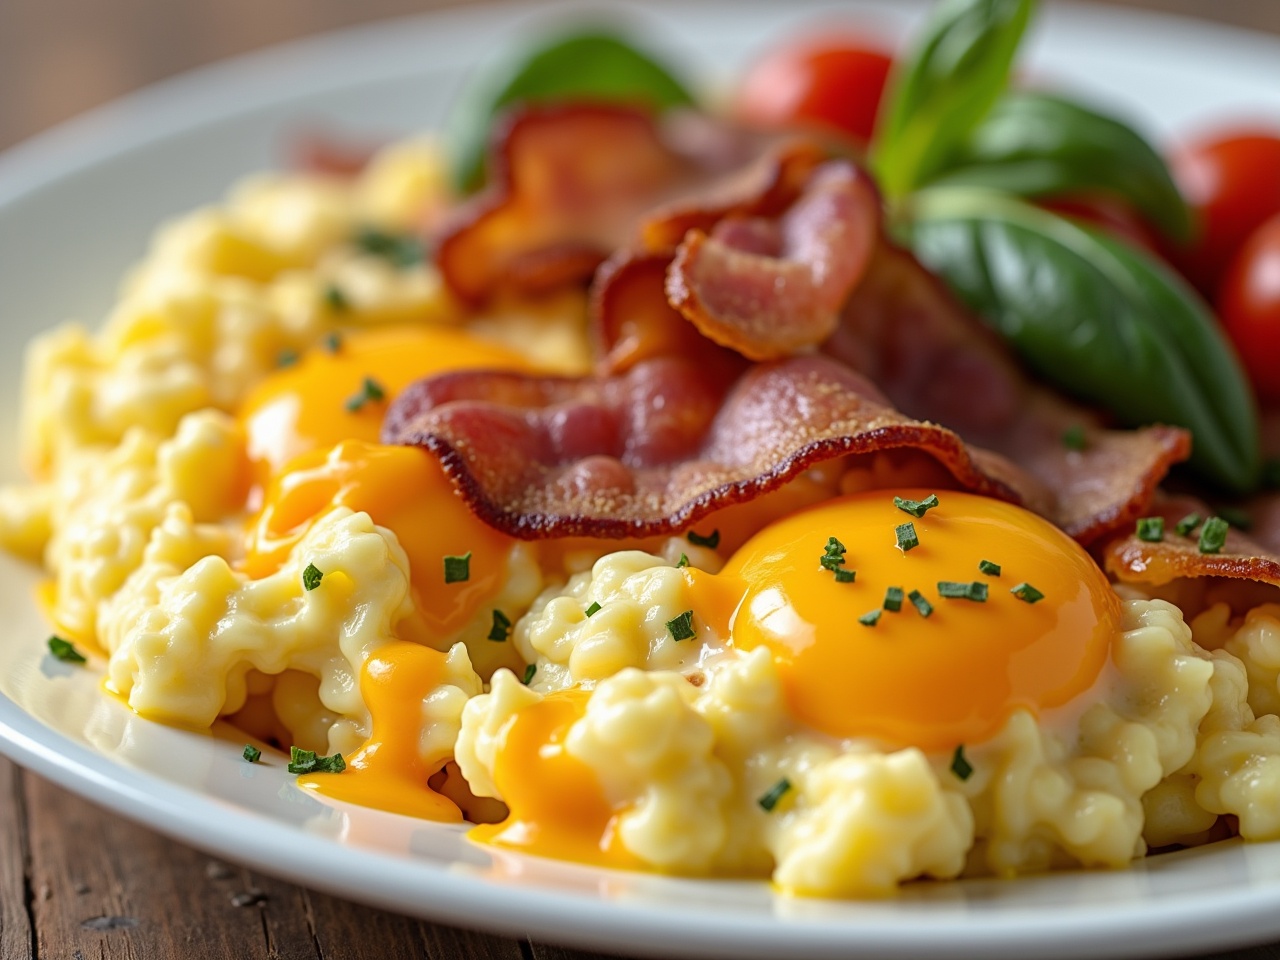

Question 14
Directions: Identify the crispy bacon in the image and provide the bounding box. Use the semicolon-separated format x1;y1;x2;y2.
382;355;1049;539
666;161;880;361
825;241;1191;543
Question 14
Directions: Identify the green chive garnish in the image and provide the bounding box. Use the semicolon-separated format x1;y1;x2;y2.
1136;517;1164;542
242;744;262;764
832;567;855;583
896;522;919;552
314;753;346;774
893;493;939;518
757;778;792;813
276;348;299;368
908;589;933;618
487;610;511;642
585;601;602;617
287;746;344;774
666;610;696;642
859;609;881;627
1062;425;1087;451
522;664;537;685
938;581;988;602
1199;517;1229;555
353;226;425;268
820;536;847;569
950;745;974;781
344;376;387;413
978;559;1001;577
302;563;323;591
1215;505;1253;531
324;284;350;312
1175;513;1202;537
676;553;690;568
47;636;86;664
323;331;343;353
884;586;904;612
687;529;720;549
1011;582;1045;604
443;552;471;584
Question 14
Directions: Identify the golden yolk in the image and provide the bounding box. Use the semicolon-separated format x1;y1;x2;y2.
243;440;514;639
469;690;637;868
238;324;532;481
704;489;1121;752
298;641;462;822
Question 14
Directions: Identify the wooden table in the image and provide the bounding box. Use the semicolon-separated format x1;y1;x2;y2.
4;1;1280;957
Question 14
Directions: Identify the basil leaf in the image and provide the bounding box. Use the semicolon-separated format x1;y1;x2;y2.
448;30;696;193
871;0;1034;199
902;187;1260;492
927;92;1192;242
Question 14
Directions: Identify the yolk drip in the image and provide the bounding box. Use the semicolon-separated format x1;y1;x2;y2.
703;489;1121;751
469;690;637;868
239;324;531;481
298;640;462;821
243;440;514;639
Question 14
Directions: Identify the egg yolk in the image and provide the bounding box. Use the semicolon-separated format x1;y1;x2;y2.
703;489;1121;752
243;439;514;640
469;689;637;868
298;640;462;822
239;324;532;481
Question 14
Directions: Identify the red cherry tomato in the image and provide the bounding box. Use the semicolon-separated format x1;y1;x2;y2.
734;35;893;143
1172;130;1280;297
1217;212;1280;403
1039;195;1162;258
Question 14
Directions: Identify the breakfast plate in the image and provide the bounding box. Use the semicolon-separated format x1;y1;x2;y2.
5;1;1280;957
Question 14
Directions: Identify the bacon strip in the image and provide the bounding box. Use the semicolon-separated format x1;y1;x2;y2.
665;161;880;361
382;355;1049;540
825;240;1191;543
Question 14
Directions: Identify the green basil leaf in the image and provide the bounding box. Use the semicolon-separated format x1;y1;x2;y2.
901;187;1260;492
871;0;1034;199
926;91;1192;242
448;30;696;193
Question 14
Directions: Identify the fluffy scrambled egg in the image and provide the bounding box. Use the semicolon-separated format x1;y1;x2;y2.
8;140;1280;899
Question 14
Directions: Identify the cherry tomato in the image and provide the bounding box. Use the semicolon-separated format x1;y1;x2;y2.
1040;195;1162;258
1217;212;1280;403
734;35;893;142
1172;130;1280;297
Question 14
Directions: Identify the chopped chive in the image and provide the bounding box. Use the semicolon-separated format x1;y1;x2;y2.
302;563;324;591
324;284;350;312
353;226;425;268
757;777;792;813
832;567;856;583
47;636;86;664
978;559;1001;577
895;522;919;552
1198;516;1229;555
907;589;933;618
242;744;261;764
950;745;974;781
1011;582;1045;604
1062;425;1087;451
883;586;904;612
686;529;720;549
858;609;882;627
287;745;343;774
938;581;988;602
1136;517;1164;542
666;610;696;642
1263;458;1280;490
522;663;537;685
313;753;346;774
276;348;300;368
676;553;690;569
1175;513;1202;537
893;493;939;518
585;601;602;617
344;376;387;413
1215;505;1253;532
487;609;512;642
443;552;471;584
323;330;343;353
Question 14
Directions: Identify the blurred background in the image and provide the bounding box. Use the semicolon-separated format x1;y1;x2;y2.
1;0;1278;152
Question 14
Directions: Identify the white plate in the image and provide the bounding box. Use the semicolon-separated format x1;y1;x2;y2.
4;2;1280;957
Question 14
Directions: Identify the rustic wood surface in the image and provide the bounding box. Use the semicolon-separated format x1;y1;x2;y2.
4;1;1280;957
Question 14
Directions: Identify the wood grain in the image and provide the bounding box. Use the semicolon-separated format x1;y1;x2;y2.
4;2;1280;959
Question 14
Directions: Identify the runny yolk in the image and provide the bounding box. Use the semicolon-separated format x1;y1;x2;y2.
238;324;532;482
469;690;637;869
243;440;514;639
298;640;462;822
702;489;1121;752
